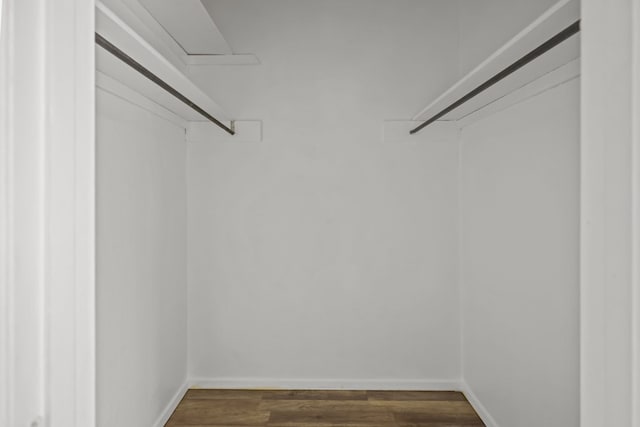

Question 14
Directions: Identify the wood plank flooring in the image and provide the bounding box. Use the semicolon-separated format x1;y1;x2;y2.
165;389;485;426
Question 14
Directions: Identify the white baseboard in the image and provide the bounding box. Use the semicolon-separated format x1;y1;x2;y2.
461;381;499;427
188;377;462;391
153;380;189;427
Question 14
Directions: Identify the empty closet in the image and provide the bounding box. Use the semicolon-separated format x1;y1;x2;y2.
2;0;638;426
94;1;581;426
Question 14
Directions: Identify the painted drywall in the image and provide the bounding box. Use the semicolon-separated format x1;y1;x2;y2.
187;0;462;384
460;79;580;426
96;89;187;427
457;0;560;75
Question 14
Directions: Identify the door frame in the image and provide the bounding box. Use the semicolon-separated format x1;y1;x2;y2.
0;0;95;426
45;0;96;425
580;0;640;426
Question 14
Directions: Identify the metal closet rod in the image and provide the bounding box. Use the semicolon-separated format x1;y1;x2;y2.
410;20;581;135
95;33;235;136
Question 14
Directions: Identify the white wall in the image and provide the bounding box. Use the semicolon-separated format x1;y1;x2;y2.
457;0;560;75
96;89;187;426
187;0;462;386
460;80;580;426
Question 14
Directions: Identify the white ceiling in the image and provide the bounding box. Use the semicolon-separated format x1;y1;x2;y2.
138;0;232;55
193;0;461;120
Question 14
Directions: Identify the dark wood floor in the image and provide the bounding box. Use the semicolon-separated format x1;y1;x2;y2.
166;389;485;426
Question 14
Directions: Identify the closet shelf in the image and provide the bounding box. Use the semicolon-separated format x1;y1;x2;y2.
411;0;580;132
95;1;233;127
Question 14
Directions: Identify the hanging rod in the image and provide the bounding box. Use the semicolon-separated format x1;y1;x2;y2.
410;20;581;135
95;33;235;135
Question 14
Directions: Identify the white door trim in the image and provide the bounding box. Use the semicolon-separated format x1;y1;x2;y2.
1;1;48;425
581;0;638;426
44;0;96;426
0;1;96;426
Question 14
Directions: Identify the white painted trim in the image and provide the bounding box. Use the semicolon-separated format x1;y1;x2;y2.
456;59;580;129
2;1;48;425
100;0;261;69
398;60;580;136
581;0;635;425
44;0;96;425
102;0;187;70
188;377;462;391
96;0;232;123
460;382;499;427
94;1;262;130
101;0;187;72
152;381;189;427
96;72;188;130
413;0;579;122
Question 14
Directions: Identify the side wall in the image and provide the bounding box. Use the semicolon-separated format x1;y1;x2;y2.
460;80;580;426
96;89;188;427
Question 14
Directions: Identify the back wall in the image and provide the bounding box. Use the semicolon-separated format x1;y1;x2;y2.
187;0;462;386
